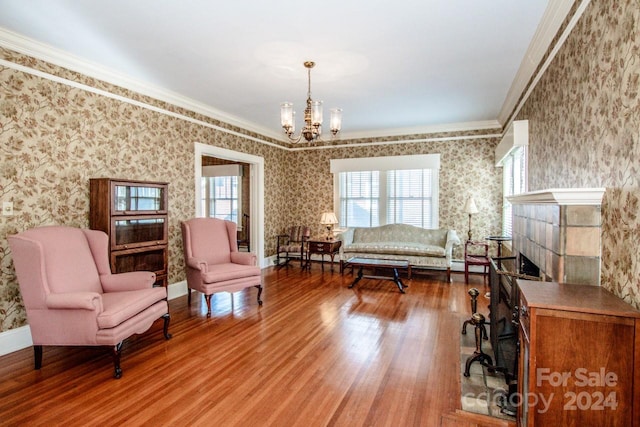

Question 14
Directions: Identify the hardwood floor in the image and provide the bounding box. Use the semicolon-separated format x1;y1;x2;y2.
0;264;491;426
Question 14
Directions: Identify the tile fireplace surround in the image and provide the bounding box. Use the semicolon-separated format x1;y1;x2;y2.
508;188;605;285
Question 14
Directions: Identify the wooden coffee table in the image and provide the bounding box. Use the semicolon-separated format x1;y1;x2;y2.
345;257;410;293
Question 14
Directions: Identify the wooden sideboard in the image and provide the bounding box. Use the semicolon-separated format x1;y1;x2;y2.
517;280;640;426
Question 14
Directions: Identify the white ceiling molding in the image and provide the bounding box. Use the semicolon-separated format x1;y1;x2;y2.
0;56;286;153
0;27;284;142
338;119;501;140
292;132;502;151
508;188;605;206
497;0;576;126
0;26;522;143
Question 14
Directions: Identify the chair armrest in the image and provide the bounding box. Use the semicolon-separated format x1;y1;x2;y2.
46;292;103;311
277;234;290;246
101;271;156;292
231;251;257;266
186;257;209;273
445;230;461;260
336;228;354;246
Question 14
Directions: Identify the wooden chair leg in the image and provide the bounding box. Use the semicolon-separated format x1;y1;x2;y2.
204;294;212;318
34;345;43;370
112;342;123;379
256;285;263;305
162;313;172;340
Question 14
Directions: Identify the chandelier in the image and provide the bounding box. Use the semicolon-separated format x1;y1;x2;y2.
280;61;342;143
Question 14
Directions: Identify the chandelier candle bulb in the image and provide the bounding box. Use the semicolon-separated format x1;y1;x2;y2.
311;101;323;126
330;108;343;135
281;102;294;129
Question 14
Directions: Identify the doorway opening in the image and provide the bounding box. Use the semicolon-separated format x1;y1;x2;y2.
194;143;265;266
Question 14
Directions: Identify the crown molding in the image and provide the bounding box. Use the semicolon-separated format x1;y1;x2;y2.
497;0;576;126
508;188;605;206
0;23;541;144
338;120;501;140
0;27;284;142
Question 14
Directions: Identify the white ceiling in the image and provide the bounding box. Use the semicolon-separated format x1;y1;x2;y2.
0;0;558;141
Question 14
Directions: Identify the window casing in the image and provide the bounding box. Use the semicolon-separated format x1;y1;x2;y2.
332;155;439;229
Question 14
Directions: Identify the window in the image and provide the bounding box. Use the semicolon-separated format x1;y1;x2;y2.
496;120;529;237
332;155;439;229
338;171;380;227
200;164;243;224
501;146;526;236
201;176;240;223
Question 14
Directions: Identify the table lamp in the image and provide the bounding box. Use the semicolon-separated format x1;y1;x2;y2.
320;212;338;240
464;197;479;241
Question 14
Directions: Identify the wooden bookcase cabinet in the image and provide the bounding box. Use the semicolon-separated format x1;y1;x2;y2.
516;280;640;426
89;178;169;287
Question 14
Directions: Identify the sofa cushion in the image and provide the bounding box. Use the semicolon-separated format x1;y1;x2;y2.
352;224;448;247
344;242;446;257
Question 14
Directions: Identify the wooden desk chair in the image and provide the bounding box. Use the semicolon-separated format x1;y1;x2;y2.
464;240;490;285
276;225;311;268
237;213;250;252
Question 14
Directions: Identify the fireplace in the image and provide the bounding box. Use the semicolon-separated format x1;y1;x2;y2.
487;188;605;416
489;255;539;377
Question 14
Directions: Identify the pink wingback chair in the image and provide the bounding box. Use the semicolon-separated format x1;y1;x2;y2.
8;226;171;379
181;218;263;317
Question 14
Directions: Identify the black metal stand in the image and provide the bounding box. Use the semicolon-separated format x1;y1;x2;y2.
461;288;487;339
463;313;493;377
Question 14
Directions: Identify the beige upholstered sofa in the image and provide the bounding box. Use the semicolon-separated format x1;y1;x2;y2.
336;224;461;282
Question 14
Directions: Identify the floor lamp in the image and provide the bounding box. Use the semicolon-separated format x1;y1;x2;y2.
464;197;479;241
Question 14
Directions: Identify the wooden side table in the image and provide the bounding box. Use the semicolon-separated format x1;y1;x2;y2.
305;239;342;271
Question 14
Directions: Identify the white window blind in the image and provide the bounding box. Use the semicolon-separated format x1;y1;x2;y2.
387;169;433;228
502;146;526;236
200;176;240;223
338;171;380;227
332;154;440;229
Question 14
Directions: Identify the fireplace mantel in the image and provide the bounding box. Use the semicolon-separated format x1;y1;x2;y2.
507;188;605;205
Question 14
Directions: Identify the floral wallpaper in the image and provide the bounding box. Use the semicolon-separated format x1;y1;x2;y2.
0;47;502;333
287;140;502;254
517;0;640;308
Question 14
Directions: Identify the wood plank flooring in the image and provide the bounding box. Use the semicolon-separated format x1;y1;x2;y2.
0;264;491;426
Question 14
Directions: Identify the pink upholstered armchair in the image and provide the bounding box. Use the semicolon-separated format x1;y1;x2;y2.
181;218;263;317
8;226;171;379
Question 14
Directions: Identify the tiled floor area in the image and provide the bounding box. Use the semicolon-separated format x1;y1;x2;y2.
459;320;516;422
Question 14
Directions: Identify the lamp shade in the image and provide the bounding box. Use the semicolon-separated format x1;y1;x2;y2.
464;197;479;214
320;212;338;225
330;108;342;133
280;102;294;128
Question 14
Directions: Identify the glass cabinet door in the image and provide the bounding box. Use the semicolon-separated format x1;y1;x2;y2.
113;183;166;213
113;217;167;248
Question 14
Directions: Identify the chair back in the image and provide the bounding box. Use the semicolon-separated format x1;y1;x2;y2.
9;226;103;309
182;218;237;265
287;226;311;243
465;240;489;257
